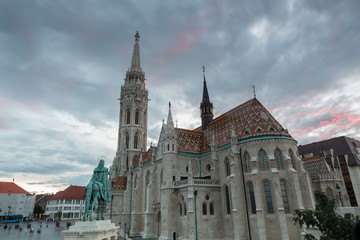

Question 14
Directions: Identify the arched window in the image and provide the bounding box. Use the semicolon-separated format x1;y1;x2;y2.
126;109;131;124
135;110;140;124
125;134;129;149
202;203;207;215
275;148;283;170
225;185;231;214
160;170;163;186
244;152;252;173
225;157;231;176
145;171;150;187
134;175;138;189
280;180;290;213
249;182;256;214
172;144;174;151
264;181;274;214
183;203;187;215
126;156;129;170
167;144;170;151
209;203;214;215
134;134;138;149
289;149;296;169
259;149;268;171
179;204;182;216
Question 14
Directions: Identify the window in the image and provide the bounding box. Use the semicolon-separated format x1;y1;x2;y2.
202;203;207;215
126;156;129;170
225;157;231;176
274;148;283;170
126;109;131;124
145;171;150;187
134;175;138;189
249;182;256;214
75;200;80;204
179;204;182;216
209;203;214;215
280;181;290;213
184;203;187;215
244;152;252;172
264;181;274;214
289;149;295;169
65;200;71;204
125;134;129;149
225;185;231;214
207;164;211;171
135;110;139;124
64;207;71;210
259;150;268;171
134;134;138;149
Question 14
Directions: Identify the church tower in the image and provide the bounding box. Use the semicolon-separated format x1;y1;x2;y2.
114;31;148;176
200;66;213;131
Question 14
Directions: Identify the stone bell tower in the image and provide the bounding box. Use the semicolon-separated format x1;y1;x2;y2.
113;31;148;177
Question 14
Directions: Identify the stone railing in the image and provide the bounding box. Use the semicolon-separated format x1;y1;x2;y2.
193;179;220;185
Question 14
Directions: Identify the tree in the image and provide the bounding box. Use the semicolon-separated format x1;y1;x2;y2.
33;204;44;218
55;211;62;220
293;190;359;240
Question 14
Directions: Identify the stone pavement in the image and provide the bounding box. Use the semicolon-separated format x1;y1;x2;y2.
0;221;157;240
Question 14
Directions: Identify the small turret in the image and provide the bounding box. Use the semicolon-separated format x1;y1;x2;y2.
200;66;214;130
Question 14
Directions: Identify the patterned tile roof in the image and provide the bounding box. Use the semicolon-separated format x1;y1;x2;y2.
132;146;157;168
50;185;85;201
302;155;332;180
179;98;292;154
112;176;127;190
0;182;32;195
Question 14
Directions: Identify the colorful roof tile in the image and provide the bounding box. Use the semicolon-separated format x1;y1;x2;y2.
132;146;157;168
112;176;127;190
0;182;32;195
302;155;332;181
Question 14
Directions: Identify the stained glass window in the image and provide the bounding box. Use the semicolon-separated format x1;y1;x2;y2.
259;150;268;171
275;148;283;170
264;181;274;214
245;152;252;172
280;180;290;213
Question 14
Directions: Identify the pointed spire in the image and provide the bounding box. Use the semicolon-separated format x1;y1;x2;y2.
202;65;210;104
130;31;142;72
200;65;214;131
166;101;174;127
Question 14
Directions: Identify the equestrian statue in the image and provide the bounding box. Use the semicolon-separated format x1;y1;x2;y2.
82;159;112;221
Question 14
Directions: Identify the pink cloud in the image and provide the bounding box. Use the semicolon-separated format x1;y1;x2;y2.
348;116;360;123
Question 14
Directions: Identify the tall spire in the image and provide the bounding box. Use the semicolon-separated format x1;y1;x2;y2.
167;101;174;127
200;65;214;131
130;31;142;72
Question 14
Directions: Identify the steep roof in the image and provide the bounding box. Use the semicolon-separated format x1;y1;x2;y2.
112;176;127;191
302;155;332;181
50;185;85;201
132;146;157;168
298;136;360;166
0;182;32;195
183;98;292;154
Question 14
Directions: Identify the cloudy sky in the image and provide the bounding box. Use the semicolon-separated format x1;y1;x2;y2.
1;0;360;194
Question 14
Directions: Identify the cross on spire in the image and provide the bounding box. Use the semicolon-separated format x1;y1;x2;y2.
252;85;256;98
202;65;206;78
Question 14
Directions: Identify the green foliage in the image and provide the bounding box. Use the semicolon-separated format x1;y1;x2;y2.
55;211;62;220
293;190;359;240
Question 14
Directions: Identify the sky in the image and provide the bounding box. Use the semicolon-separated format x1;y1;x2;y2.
1;0;360;194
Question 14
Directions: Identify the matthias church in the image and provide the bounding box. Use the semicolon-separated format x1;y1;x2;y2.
110;32;315;240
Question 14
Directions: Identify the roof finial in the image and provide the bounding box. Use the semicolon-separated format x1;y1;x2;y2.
202;65;206;81
169;101;171;109
135;31;140;41
252;85;256;99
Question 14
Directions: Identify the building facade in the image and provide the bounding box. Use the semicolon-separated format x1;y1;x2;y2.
299;136;360;207
0;181;35;217
110;32;315;240
45;185;85;220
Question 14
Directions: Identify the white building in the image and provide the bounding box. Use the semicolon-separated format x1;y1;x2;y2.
110;32;315;240
0;181;35;217
45;185;85;220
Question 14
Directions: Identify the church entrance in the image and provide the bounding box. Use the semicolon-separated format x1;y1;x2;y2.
173;232;176;240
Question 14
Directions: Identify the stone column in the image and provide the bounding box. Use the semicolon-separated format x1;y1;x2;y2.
143;182;154;238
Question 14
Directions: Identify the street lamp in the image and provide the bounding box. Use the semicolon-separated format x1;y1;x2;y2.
336;184;343;207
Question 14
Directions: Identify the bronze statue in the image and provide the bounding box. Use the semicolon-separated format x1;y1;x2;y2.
82;159;111;221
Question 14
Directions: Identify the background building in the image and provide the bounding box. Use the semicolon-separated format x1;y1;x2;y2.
0;181;35;217
35;193;54;213
299;136;360;207
45;185;85;220
110;32;315;240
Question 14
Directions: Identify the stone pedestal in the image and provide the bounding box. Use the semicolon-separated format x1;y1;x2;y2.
62;220;119;240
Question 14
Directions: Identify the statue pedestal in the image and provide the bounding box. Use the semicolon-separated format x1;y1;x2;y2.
62;220;119;240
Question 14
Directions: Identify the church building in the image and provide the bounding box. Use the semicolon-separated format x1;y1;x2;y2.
110;32;315;240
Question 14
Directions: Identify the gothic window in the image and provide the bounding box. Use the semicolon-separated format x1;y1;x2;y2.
126;156;129;170
225;185;231;214
134;134;138;149
274;148;284;170
160;170;163;186
280;180;290;213
225;157;231;176
249;182;256;214
172;144;174;151
125;134;129;149
209;203;214;215
244;152;252;173
202;203;207;215
126;109;131;124
179;204;182;216
184;203;187;215
289;149;296;169
167;144;169;151
134;175;138;189
259;149;268;171
135;110;140;124
264;181;274;214
145;171;150;187
207;164;211;171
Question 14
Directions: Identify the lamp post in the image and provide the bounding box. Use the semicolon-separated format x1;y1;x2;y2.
336;184;343;207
